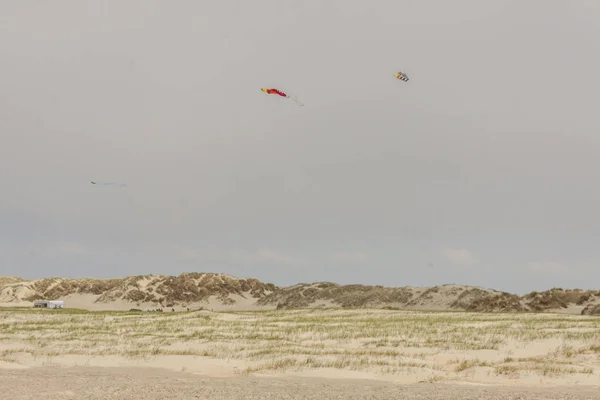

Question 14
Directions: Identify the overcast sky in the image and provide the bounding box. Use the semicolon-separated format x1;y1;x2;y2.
1;0;599;294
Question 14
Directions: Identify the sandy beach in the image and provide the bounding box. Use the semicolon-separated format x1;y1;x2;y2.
2;366;600;400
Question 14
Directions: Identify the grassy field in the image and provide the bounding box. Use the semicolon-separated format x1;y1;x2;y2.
1;307;599;384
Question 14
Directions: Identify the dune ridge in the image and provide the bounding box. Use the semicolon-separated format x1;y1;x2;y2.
1;273;599;314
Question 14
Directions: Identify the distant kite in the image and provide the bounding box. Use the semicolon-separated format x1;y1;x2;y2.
91;181;127;187
394;71;409;82
261;88;304;107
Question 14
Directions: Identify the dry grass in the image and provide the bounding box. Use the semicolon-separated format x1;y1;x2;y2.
1;307;599;384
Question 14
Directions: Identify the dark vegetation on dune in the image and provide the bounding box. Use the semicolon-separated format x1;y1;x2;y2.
256;282;416;309
581;304;600;315
523;288;600;311
257;283;600;314
17;273;276;307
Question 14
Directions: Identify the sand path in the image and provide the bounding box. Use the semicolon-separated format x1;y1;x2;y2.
1;366;599;399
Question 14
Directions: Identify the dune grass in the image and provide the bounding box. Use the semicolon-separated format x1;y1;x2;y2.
0;307;598;382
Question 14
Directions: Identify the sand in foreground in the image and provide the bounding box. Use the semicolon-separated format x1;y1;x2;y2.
2;366;599;400
2;306;600;400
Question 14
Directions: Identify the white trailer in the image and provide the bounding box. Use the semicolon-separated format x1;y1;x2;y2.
47;300;64;309
33;300;64;309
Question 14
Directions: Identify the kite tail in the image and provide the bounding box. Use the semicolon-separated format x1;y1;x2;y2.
288;95;304;107
92;181;127;187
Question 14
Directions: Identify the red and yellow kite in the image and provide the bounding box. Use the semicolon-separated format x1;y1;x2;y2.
261;88;304;106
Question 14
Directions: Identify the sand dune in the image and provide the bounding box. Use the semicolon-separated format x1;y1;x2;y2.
1;272;599;315
0;272;276;312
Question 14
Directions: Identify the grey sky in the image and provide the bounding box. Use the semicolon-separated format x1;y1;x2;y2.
1;0;599;295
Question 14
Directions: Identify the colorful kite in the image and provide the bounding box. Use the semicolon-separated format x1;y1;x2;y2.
394;72;409;82
261;88;304;107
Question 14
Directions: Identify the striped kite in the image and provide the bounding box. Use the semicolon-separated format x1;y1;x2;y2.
394;71;409;82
